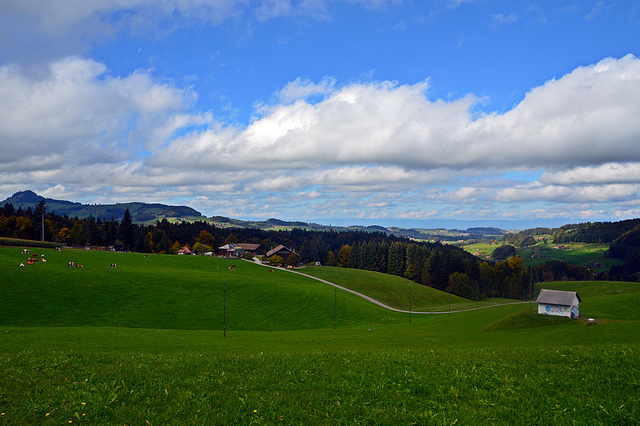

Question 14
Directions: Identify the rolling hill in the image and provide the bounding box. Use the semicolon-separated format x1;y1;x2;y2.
1;190;204;223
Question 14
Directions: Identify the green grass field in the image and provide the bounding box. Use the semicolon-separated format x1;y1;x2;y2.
1;246;639;424
464;239;623;271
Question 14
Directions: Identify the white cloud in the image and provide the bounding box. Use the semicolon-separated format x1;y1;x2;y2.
541;163;640;185
148;55;640;175
0;57;196;172
274;77;336;104
2;54;640;221
497;183;640;203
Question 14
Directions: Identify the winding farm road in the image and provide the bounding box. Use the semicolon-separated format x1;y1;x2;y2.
250;260;530;314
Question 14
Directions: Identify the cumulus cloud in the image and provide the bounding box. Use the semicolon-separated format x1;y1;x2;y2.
274;77;336;104
148;54;640;177
2;54;640;221
540;163;640;185
0;57;197;172
497;183;640;203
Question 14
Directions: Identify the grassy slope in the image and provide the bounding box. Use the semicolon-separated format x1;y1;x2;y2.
300;265;517;311
2;247;640;424
0;247;396;331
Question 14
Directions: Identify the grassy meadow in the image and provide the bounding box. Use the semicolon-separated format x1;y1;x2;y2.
464;239;622;271
1;246;639;424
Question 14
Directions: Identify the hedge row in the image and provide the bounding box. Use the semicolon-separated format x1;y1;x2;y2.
0;238;60;249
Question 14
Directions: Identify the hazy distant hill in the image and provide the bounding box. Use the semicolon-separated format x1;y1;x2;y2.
2;190;509;239
1;190;203;223
208;215;507;241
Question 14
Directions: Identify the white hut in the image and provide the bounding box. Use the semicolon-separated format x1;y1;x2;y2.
536;289;581;319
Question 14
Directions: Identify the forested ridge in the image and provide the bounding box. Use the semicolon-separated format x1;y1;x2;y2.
0;201;626;300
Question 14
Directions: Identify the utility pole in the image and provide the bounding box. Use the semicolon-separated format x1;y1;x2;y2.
409;283;412;325
334;287;337;330
37;200;46;242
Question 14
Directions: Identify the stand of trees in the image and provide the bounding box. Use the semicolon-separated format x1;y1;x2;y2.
0;201;622;300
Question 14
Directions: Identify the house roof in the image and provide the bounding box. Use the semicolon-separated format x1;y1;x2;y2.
536;289;581;306
266;244;292;257
238;243;261;251
218;243;239;250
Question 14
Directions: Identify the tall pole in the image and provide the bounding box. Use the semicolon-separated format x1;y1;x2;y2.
223;280;226;338
409;284;412;325
334;287;337;329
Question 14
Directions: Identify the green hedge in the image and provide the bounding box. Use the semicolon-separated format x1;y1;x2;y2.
0;238;60;249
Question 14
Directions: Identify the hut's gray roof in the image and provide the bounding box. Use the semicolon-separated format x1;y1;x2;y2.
536;289;581;306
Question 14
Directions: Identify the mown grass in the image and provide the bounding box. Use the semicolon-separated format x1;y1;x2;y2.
2;246;640;424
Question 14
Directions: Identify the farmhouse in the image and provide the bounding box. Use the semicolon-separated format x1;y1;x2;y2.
238;243;264;256
266;245;294;263
536;289;581;319
216;243;264;257
178;247;192;255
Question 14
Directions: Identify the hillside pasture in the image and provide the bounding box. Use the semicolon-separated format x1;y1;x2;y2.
466;239;622;271
1;246;640;424
0;247;399;331
300;265;518;312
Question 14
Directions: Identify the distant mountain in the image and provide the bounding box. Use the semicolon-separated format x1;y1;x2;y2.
208;215;508;241
1;190;511;238
1;190;203;223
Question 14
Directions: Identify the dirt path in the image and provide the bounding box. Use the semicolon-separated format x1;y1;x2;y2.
250;260;530;314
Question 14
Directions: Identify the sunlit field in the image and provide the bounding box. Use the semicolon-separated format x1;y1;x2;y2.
1;246;639;424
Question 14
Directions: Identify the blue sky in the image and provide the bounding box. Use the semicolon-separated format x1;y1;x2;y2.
1;1;639;228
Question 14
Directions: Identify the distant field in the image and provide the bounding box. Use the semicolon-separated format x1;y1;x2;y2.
1;246;639;424
464;239;623;271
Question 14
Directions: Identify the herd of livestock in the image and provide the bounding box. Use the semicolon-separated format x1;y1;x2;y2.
17;248;106;269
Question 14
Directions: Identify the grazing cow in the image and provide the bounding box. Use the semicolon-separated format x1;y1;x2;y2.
110;263;117;268
20;263;25;267
76;264;84;268
27;261;34;265
22;249;29;255
68;261;75;267
144;254;150;258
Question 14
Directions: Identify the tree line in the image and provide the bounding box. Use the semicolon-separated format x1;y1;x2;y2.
0;201;617;300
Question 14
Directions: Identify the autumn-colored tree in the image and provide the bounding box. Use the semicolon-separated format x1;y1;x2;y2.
14;216;34;239
57;227;69;244
338;245;350;267
268;255;284;266
197;230;215;247
223;233;237;245
192;242;212;254
286;253;300;267
168;241;182;255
